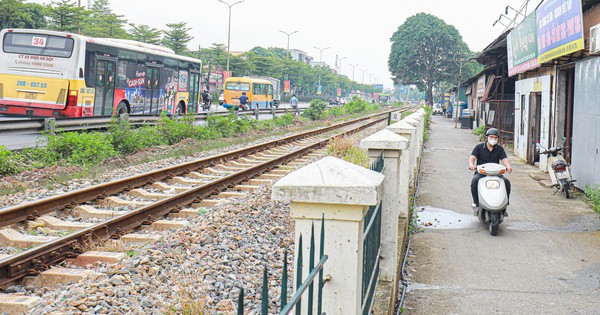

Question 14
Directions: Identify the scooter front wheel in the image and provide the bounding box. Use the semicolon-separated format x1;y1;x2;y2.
489;212;500;236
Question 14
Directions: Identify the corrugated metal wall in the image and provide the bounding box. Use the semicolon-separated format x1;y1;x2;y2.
572;57;600;190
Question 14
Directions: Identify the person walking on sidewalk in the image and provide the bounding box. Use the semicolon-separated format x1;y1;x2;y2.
468;128;512;209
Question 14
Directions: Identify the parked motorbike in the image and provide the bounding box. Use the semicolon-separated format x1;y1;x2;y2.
473;163;509;236
536;141;576;199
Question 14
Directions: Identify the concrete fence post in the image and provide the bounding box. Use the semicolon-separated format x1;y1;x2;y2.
272;156;384;315
360;129;409;315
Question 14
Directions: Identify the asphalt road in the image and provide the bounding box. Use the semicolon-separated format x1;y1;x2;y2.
0;103;309;151
404;114;600;314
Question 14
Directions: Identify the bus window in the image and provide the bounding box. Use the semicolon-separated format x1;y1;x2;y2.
3;32;74;58
226;82;250;91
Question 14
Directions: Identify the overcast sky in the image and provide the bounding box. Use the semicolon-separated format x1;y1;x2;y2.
30;0;542;88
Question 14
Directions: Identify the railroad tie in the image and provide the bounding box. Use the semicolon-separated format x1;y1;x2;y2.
67;251;126;267
23;267;100;288
186;172;220;180
99;196;150;208
129;189;171;200
0;228;58;248
71;205;124;219
0;294;42;314
120;233;162;244
152;182;189;192
36;215;93;232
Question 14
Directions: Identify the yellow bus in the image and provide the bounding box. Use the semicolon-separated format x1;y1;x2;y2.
223;77;275;109
0;28;203;117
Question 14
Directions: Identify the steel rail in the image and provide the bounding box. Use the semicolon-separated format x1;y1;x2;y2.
0;111;397;227
0;112;392;286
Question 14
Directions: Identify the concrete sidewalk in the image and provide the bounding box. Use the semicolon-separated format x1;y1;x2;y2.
404;115;600;314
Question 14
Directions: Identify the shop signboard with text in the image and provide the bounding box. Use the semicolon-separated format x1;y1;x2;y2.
284;80;291;93
536;0;584;64
508;12;539;76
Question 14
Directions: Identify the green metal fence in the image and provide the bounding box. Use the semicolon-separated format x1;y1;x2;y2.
237;215;328;314
360;152;384;314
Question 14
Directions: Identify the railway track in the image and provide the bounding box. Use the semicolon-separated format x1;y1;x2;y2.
0;109;409;291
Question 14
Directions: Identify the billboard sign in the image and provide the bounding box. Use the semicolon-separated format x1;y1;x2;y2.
337;87;342;97
536;0;584;64
507;12;539;76
284;80;291;93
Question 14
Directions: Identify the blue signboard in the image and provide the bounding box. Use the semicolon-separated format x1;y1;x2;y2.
536;0;584;63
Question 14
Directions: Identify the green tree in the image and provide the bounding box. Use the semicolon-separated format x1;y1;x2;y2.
162;22;193;54
48;0;88;33
84;0;128;38
129;24;162;45
0;0;25;29
389;13;472;105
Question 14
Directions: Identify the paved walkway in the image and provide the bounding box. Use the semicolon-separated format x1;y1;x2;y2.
405;115;600;314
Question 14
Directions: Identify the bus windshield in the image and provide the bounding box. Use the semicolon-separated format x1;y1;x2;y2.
226;82;250;91
3;32;74;58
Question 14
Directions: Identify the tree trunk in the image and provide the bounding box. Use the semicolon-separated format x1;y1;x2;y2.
427;83;433;106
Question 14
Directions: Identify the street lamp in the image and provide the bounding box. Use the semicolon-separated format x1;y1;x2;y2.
338;56;347;74
360;68;366;84
349;64;358;81
217;0;245;72
279;30;299;60
313;46;330;62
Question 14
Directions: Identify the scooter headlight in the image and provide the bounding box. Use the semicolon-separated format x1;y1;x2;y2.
485;180;501;189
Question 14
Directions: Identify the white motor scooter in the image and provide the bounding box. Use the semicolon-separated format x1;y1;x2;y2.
536;141;575;199
474;163;509;236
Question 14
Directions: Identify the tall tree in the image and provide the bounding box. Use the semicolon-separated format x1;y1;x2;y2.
0;0;25;29
389;13;472;105
48;0;88;33
129;24;162;45
162;22;193;54
84;0;128;38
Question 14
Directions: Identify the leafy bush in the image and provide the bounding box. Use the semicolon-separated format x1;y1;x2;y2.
46;131;116;165
326;106;345;118
205;114;237;138
302;99;328;121
585;185;600;213
274;113;294;127
473;124;486;140
156;113;199;145
343;97;373;114
0;146;23;176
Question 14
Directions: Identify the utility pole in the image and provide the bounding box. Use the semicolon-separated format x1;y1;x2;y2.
360;68;366;84
453;58;469;128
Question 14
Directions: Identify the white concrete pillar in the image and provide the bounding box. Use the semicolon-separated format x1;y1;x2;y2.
399;116;420;182
272;156;384;315
386;120;416;212
360;129;409;284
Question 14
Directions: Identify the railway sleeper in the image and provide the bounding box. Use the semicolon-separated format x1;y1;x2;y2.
168;208;203;219
120;233;162;244
0;228;58;248
192;199;225;208
70;205;124;219
99;196;150;208
169;176;207;185
186;172;220;180
22;267;100;288
129;189;172;200
204;167;235;175
66;251;126;268
141;220;189;232
152;182;190;193
0;294;42;314
34;216;93;232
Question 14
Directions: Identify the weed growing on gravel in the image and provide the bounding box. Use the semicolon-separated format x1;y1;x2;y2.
473;124;486;140
585;185;600;213
326;136;369;167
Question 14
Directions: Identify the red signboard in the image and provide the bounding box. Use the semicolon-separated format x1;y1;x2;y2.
337;88;342;97
222;71;232;83
284;80;291;93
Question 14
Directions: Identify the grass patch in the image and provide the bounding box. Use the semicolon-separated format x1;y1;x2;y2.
326;136;369;167
585;185;600;213
473;124;485;141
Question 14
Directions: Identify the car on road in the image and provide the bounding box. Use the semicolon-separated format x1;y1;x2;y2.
433;104;444;115
328;98;339;106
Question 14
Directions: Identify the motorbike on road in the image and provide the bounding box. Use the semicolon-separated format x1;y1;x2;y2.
536;140;575;199
473;163;509;236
